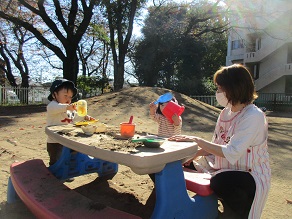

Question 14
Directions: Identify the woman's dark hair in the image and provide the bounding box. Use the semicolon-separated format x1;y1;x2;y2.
213;64;258;105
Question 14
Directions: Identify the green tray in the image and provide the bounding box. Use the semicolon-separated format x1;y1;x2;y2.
131;137;165;148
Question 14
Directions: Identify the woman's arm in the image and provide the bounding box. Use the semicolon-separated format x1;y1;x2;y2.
183;148;210;166
195;137;225;158
169;135;225;158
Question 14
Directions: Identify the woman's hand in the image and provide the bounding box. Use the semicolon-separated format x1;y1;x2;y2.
168;135;199;142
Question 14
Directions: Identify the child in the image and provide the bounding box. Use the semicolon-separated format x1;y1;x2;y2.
149;96;182;138
46;79;94;168
148;95;183;183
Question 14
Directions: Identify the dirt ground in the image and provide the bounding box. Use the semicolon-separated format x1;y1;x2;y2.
0;86;291;218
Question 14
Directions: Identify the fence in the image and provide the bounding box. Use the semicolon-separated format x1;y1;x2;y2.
190;95;219;107
192;93;292;112
0;86;51;105
253;93;292;111
0;86;101;105
1;86;291;111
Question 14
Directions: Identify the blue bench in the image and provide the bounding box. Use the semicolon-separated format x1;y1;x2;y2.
48;147;118;180
7;159;141;219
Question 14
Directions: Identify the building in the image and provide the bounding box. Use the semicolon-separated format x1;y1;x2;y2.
225;0;292;94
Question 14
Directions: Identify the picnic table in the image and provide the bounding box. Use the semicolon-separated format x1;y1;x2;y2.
7;125;218;219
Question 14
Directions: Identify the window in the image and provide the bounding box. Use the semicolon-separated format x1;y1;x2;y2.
285;76;292;93
256;38;261;51
231;40;244;50
288;45;292;63
254;64;260;80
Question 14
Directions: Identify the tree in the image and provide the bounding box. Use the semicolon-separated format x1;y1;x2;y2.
0;22;36;103
0;0;100;84
0;58;7;86
0;24;34;88
77;18;111;78
0;40;17;87
101;0;146;90
132;0;228;95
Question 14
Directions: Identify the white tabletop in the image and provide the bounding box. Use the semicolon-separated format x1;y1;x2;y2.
45;125;198;174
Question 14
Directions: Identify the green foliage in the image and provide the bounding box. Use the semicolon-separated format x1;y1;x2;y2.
201;77;217;95
90;23;110;44
133;1;228;95
201;33;228;79
77;75;113;97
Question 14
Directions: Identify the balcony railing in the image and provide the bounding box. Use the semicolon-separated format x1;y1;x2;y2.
255;65;286;91
285;63;292;71
244;37;292;64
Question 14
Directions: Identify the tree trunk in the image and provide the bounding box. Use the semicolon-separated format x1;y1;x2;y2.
63;52;79;84
114;64;125;90
0;46;17;87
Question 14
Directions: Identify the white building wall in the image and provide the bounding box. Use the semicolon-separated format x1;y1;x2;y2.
255;47;287;89
225;0;292;93
261;47;287;73
260;77;286;93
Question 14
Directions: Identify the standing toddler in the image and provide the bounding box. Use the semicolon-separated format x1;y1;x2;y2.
149;96;182;138
46;79;93;166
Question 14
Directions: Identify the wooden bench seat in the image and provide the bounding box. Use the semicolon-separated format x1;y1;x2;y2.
9;159;141;219
183;168;214;196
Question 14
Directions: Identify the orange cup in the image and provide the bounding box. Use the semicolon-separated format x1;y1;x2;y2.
120;122;136;138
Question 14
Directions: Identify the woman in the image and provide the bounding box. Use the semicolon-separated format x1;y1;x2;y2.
169;64;271;219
